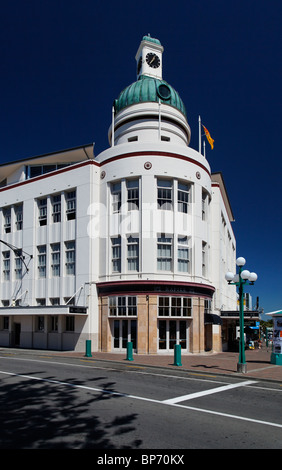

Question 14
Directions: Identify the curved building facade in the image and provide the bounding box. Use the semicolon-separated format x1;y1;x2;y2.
0;36;237;354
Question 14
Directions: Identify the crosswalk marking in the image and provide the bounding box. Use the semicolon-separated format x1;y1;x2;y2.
162;380;257;404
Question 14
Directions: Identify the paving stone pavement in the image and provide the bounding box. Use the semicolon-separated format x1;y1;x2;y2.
51;344;282;383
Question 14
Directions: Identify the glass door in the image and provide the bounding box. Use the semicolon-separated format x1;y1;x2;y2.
158;319;188;352
112;319;137;351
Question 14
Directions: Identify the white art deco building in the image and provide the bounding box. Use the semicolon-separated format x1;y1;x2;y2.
0;36;237;354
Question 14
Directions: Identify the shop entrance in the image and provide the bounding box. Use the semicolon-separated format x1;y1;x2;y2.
112;319;137;351
158;320;188;352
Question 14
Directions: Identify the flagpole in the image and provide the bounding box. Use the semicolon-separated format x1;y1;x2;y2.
198;115;201;155
158;99;161;140
111;106;115;147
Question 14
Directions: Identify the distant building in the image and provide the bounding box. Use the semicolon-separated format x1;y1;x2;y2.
0;36;238;353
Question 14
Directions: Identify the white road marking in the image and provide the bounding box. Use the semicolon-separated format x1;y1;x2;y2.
163;380;257;404
1;370;282;429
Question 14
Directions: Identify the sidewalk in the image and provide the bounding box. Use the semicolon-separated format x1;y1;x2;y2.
55;345;282;383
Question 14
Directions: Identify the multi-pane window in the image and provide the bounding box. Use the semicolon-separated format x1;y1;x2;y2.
51;243;60;277
127;179;139;210
15;204;23;230
202;190;209;221
202;241;207;277
3;208;11;233
52;195;61;223
158;297;192;317
14;250;22;279
65;241;75;275
38;198;47;226
157;235;172;271
109;296;137;316
157;179;172;210
66;190;76;220
111;182;121;213
204;299;212;313
178;182;189;213
2;251;10;281
177;236;189;273
26;164;70;179
37;245;46;278
127;236;139;271
112;236;121;272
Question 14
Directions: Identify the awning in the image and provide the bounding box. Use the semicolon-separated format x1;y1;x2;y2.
205;313;222;325
0;306;88;316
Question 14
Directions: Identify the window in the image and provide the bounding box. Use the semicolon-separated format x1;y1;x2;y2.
66;316;75;331
3;316;9;330
127;236;139;271
157;179;172;210
15;204;23;230
111;182;121;213
109;296;137;316
177;236;189;273
14;250;22;279
158;297;170;316
157;235;172;271
202;241;207;277
65;241;75;275
158;297;192;317
202;190;210;221
112;236;121;272
38;198;47;226
51;243;60;277
37;316;45;331
2;251;10;281
37;245;46;278
27;164;70;179
52;194;61;223
36;298;46;306
204;299;212;314
178;182;189;213
50;297;60;306
3;208;11;233
51;316;58;331
66;190;76;220
127;179;139;210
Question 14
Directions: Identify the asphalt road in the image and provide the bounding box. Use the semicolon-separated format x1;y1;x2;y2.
0;350;281;450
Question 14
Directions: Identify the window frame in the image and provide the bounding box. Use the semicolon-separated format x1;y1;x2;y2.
109;296;137;317
158;296;193;317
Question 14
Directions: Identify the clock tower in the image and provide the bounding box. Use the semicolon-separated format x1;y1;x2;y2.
135;34;164;80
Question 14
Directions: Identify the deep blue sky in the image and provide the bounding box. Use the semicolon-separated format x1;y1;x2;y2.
0;0;281;316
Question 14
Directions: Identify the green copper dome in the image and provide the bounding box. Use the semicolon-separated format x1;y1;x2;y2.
114;75;187;118
142;35;161;45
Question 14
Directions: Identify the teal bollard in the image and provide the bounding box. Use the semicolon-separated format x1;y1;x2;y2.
174;344;182;366
85;339;92;357
126;341;133;361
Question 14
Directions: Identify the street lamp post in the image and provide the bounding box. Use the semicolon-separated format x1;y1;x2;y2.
225;257;258;373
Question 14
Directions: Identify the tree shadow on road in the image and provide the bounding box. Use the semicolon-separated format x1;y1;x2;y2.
0;371;142;449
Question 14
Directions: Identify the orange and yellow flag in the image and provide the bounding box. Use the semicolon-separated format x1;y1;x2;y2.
202;125;214;149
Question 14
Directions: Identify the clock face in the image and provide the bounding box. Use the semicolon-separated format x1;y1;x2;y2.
146;52;160;69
